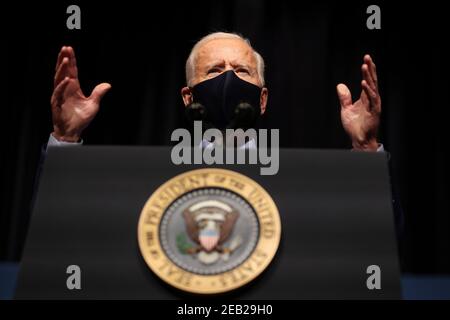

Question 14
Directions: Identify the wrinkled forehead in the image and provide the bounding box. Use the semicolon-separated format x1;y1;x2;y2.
195;38;257;69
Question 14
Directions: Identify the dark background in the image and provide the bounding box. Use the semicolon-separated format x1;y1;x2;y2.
1;0;449;273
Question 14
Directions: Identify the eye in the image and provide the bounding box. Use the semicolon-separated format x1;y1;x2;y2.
236;67;250;74
207;68;221;74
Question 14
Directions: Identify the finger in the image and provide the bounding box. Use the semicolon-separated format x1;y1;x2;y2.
364;54;378;88
55;46;69;71
54;57;70;88
51;77;70;108
362;63;377;92
362;80;379;111
66;46;79;78
362;80;377;100
336;83;353;108
90;83;112;105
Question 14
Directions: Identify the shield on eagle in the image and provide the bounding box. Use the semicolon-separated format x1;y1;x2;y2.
199;228;220;251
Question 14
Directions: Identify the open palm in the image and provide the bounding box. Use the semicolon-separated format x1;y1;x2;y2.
51;46;111;142
337;55;381;151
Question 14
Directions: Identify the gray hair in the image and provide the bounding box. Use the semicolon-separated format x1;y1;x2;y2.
185;32;265;87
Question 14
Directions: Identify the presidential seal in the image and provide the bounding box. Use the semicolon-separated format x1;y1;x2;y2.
137;168;281;294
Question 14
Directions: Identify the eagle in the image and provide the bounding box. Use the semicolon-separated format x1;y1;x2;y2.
182;200;239;253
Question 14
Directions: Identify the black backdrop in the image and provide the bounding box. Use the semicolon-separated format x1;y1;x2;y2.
2;0;449;273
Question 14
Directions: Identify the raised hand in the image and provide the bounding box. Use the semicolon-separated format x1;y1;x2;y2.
337;54;381;151
51;46;111;142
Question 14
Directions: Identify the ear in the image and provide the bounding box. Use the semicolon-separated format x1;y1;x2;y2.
181;86;193;107
260;87;268;115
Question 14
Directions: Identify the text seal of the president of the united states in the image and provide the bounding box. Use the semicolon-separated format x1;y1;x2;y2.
137;168;281;294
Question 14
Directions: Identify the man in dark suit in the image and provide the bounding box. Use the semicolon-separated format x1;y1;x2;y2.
48;32;383;152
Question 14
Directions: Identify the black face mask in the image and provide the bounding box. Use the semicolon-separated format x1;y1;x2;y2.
189;70;262;130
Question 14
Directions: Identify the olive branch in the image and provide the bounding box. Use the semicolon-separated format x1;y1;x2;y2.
176;233;195;254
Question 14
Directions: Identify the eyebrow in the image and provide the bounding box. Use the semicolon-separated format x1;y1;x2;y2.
231;62;251;69
202;61;255;74
204;60;226;70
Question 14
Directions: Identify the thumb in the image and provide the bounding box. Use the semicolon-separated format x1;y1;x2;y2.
336;83;352;109
90;83;112;104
